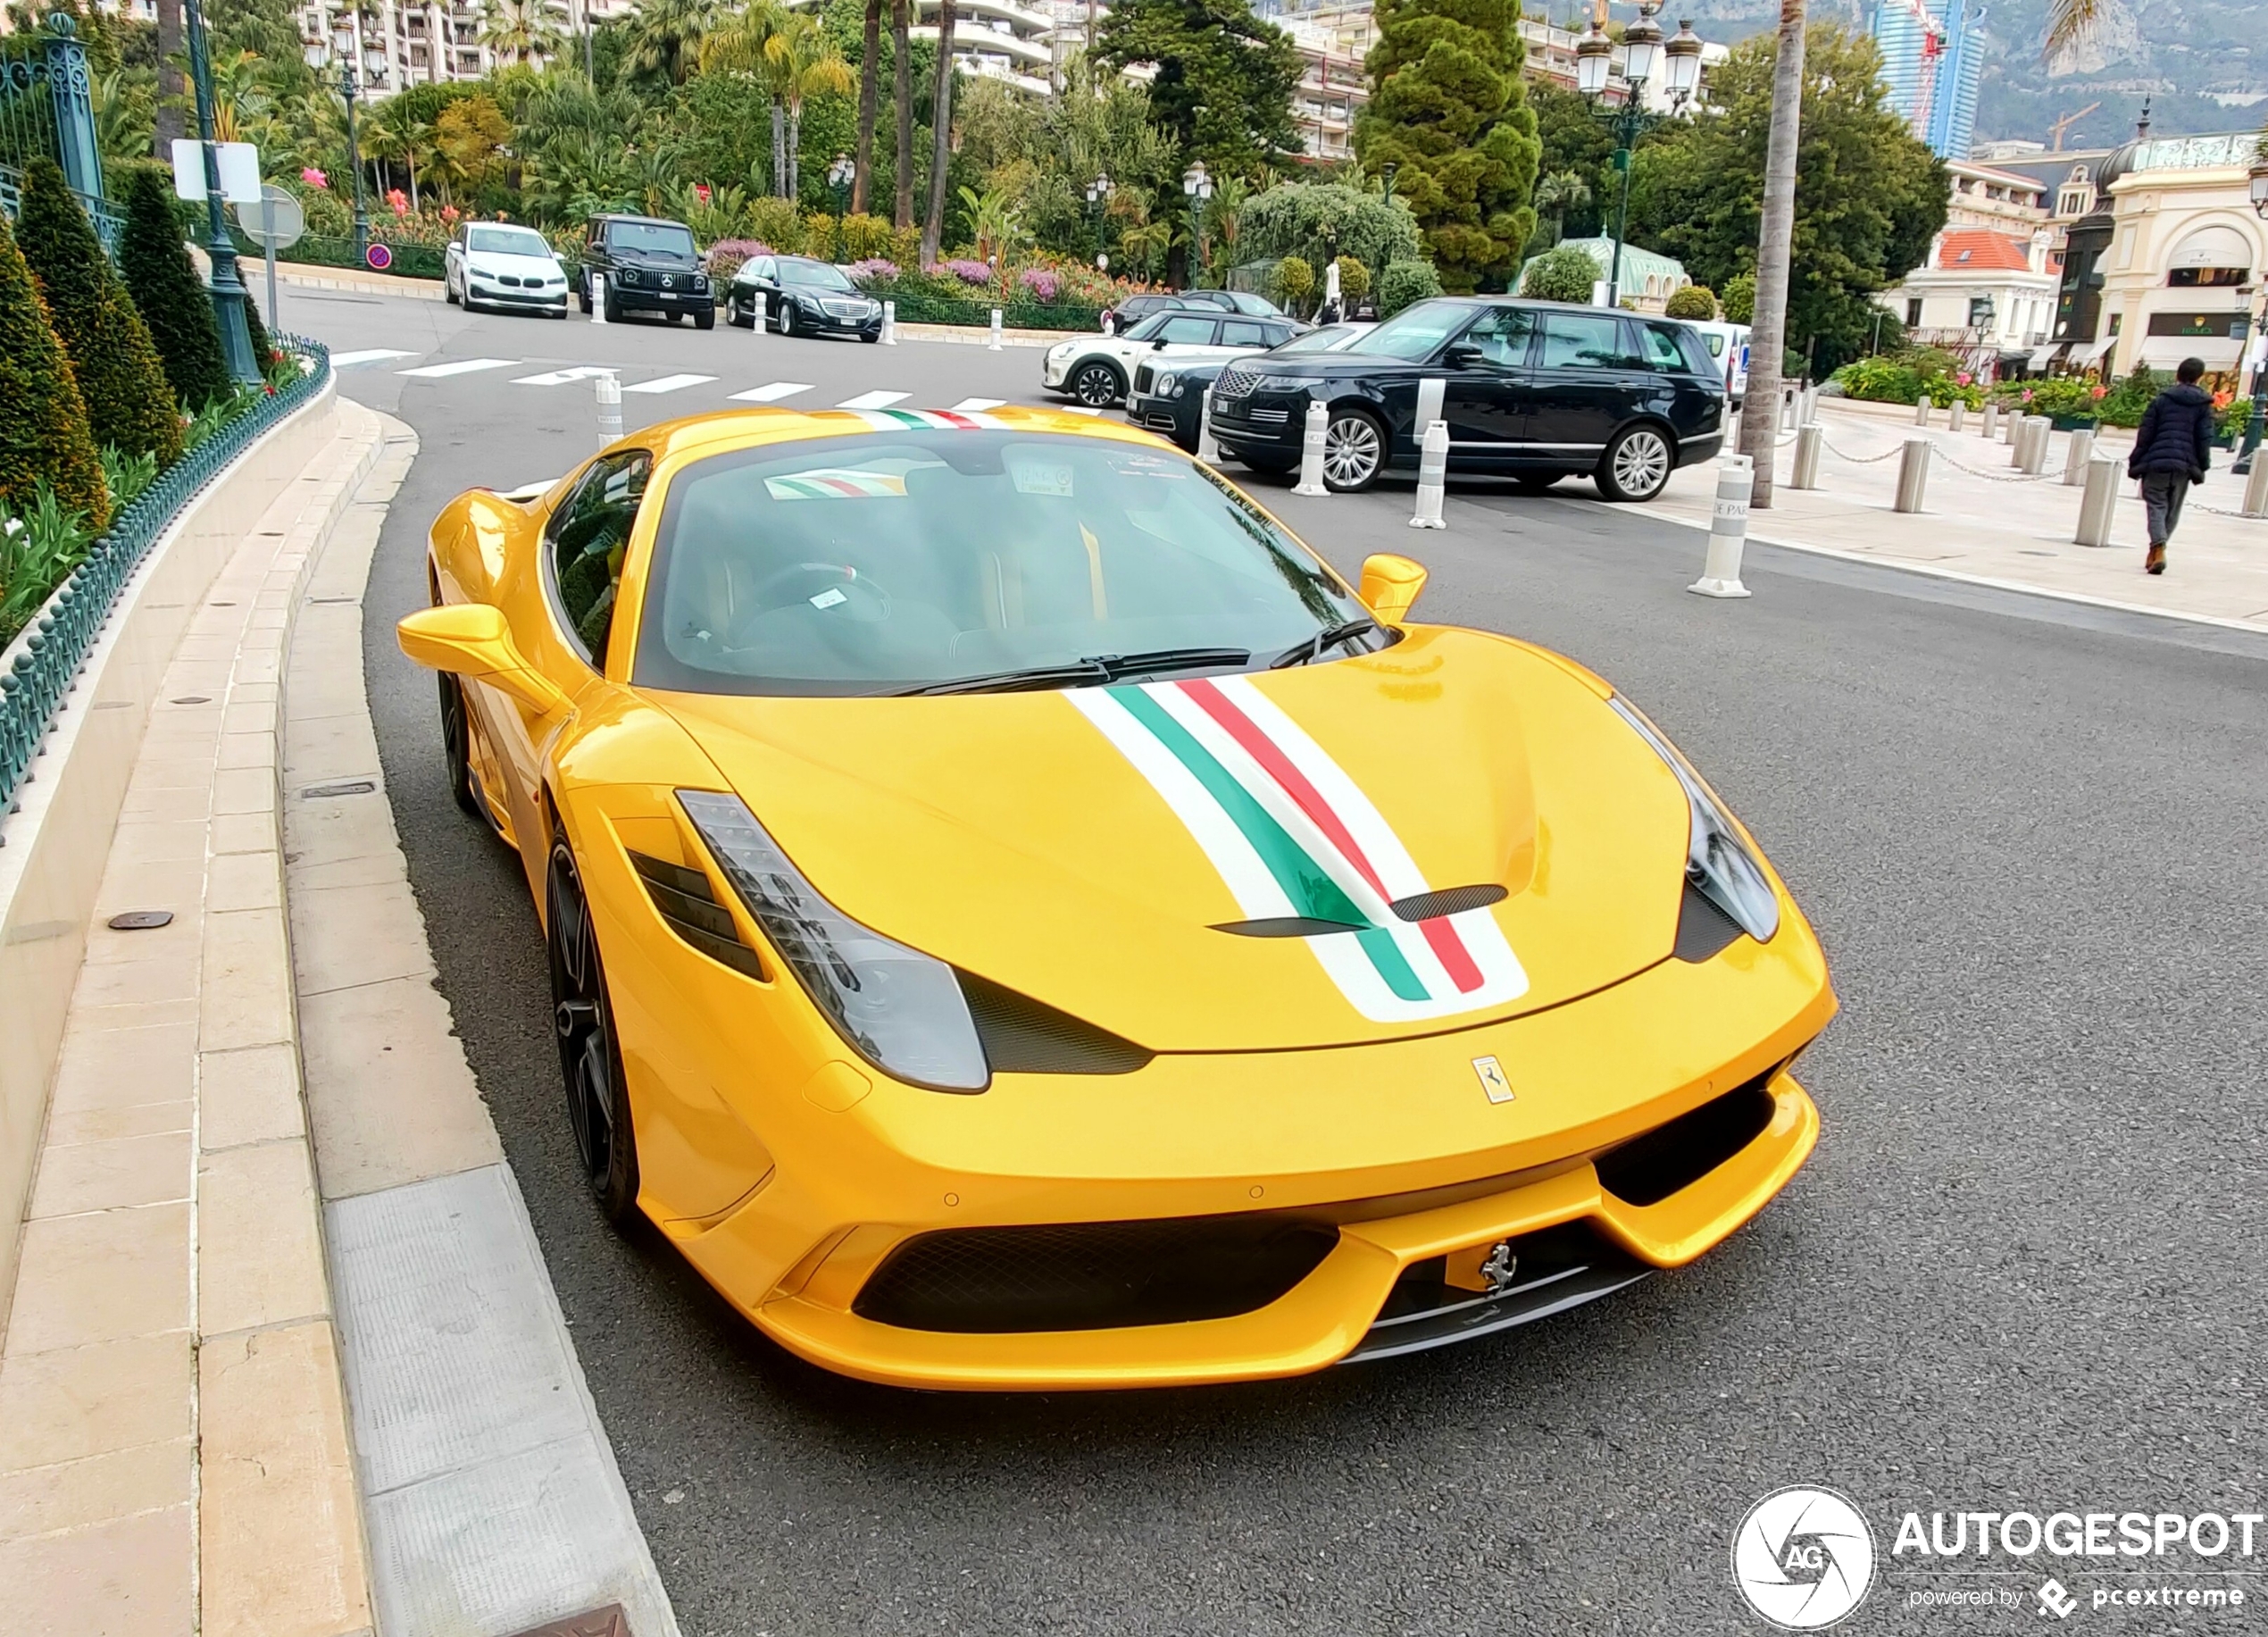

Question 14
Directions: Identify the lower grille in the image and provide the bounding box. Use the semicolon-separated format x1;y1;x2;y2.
855;1215;1339;1332
1249;405;1291;425
1347;1223;1650;1362
1594;1070;1780;1207
1134;363;1156;393
1138;412;1180;431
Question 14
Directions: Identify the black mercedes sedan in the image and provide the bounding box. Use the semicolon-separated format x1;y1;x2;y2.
726;253;884;339
1205;296;1725;500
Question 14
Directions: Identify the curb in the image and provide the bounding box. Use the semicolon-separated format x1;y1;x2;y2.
276;266;446;303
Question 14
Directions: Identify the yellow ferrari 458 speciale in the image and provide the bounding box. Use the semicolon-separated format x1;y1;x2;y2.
396;403;1834;1391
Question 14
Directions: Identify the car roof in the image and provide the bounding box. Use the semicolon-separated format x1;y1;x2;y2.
593;214;690;229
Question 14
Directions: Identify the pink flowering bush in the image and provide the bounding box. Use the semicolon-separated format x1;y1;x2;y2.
301;167;328;188
1018;267;1062;302
386;188;410;216
705;238;771;278
848;257;900;283
942;258;992;286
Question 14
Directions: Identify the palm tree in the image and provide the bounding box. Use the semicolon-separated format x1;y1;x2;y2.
2045;0;2097;56
623;0;722;88
920;0;957;265
701;3;790;192
891;0;913;228
955;184;1026;263
1531;170;1589;247
705;6;853;199
478;0;558;68
853;0;881;213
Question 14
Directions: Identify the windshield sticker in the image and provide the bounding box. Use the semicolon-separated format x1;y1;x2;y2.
763;469;907;501
1067;676;1528;1023
808;587;848;609
1009;459;1075;497
1106;452;1189;480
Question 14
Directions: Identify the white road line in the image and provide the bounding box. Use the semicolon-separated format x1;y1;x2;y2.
623;373;719;395
513;365;618;386
837;389;911;410
1062;405;1105;416
396;357;520;379
948;397;1006;413
728;380;814;403
330;348;416;368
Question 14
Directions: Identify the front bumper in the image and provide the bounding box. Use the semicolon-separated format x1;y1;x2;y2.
1043;355;1073;388
1209;392;1305;458
1125;390;1198;450
800;304;884;335
610;280;713;313
469;282;568;308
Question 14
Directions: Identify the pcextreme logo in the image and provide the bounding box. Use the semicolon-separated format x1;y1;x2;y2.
1731;1486;1879;1630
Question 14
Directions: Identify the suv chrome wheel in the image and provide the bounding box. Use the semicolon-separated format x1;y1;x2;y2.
1322;410;1385;492
1599;425;1673;502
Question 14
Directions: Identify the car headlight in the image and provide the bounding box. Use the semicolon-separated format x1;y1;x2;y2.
678;790;988;1091
1155;372;1178;397
1606;697;1780;944
690;273;709;292
1255;373;1312;393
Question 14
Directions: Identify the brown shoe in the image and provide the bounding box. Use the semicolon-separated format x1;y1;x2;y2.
2146;543;2167;575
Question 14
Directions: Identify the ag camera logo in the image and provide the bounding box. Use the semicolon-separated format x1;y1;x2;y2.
1731;1486;1877;1629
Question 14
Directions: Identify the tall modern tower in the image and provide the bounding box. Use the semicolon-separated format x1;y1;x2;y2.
1872;0;1987;159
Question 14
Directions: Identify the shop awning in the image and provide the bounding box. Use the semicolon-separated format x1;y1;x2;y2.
2135;335;2243;371
2027;342;2066;369
2069;337;2115;367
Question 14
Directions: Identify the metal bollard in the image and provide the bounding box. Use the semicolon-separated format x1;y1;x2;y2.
1789;422;1823;489
2020;416;2051;476
1780;388;1797;432
1894;434;1930;513
2009;414;2033;468
881;299;896;345
1980;401;1998;441
753;292;766;332
1947;399;1966;433
2075;454;2120;546
1197;387;1221;464
1409;420;1448;529
1802;385;1820;425
1915;394;1931;426
1688;453;1755;598
988;308;1003;350
2063;427;2094;485
595;370;621;447
2001;408;2020;446
2245;454;2268;518
592;273;608;325
1291;400;1330;496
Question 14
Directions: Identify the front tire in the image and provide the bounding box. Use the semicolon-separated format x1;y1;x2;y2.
695;307;715;331
1322;406;1387;493
576;275;591;314
446;275;460;306
728;295;754;329
1070;360;1123;407
1597;423;1675;503
546;841;639;1225
602;284;623;324
438;673;481;817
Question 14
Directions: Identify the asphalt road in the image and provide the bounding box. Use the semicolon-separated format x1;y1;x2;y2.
304;286;2268;1637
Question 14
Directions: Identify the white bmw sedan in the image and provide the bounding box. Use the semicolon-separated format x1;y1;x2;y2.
446;222;571;318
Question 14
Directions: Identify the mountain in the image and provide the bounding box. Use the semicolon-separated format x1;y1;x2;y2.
1624;0;2266;152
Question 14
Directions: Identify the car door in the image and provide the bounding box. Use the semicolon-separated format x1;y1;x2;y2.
1437;306;1538;461
1532;309;1634;456
1636;319;1718;442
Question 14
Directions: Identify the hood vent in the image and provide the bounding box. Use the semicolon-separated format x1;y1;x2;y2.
627;851;765;980
956;971;1153;1075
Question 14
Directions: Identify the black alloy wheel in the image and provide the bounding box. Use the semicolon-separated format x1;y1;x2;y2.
546;842;639;1224
1071;360;1123;407
438;674;481;817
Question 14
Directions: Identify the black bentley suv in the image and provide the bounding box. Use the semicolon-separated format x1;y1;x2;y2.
1205;296;1725;499
576;213;714;328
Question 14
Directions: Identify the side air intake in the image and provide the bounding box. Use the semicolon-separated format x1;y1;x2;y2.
626;850;765;979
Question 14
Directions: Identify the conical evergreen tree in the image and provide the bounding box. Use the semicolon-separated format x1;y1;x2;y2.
0;212;109;532
16;159;184;466
118;164;230;411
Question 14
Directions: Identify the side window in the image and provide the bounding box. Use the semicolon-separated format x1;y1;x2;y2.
546;451;652;667
1222;319;1270;347
1458;307;1538;367
1156;315;1220;345
1539;312;1623;370
1263;322;1294;346
1640;322;1691;372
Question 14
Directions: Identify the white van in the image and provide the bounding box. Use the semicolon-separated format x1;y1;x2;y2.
1688;321;1751;406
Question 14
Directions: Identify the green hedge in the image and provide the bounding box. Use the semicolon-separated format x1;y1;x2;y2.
871;284;1103;332
213;227;448;282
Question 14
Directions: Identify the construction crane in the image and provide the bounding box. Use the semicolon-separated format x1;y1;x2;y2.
1878;0;1947;136
2047;102;2101;152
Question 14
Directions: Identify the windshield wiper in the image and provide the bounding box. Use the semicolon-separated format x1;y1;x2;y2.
1269;617;1379;670
896;647;1251;697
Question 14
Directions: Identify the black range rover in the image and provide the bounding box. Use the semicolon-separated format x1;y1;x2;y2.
1206;296;1724;499
576;213;714;328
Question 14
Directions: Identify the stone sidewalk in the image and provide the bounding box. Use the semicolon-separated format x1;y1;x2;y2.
1645;397;2268;631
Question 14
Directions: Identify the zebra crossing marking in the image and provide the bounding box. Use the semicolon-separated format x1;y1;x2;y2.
624;373;719;395
513;366;618;386
330;348;415;368
396;357;520;379
729;381;815;403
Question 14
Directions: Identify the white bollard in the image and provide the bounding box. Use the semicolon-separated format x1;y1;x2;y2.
1894;434;1930;513
1915;394;1931;426
1409;419;1448;529
1780;388;1797;432
2246;453;2268;519
2020;415;2051;475
1789;422;1822;489
881;298;896;345
595;369;621;447
1292;400;1330;496
1197;387;1221;464
1688;453;1755;598
2002;407;2020;446
988;308;1003;350
1947;398;1966;433
2075;454;2121;546
591;272;608;325
753;291;767;332
2063;427;2094;485
1980;401;1998;441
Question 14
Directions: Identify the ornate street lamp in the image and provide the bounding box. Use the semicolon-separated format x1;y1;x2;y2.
1575;3;1700;311
1380;160;1399;206
182;0;258;380
827;152;854;256
305;28;374;267
2237;150;2268;472
1181;161;1211;286
1085;171;1113;263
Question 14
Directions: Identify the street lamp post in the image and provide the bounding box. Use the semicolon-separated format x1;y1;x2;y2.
828;152;855;258
1576;5;1701;310
181;0;259;381
306;27;374;267
1086;172;1113;265
2237;153;2268;473
1380;160;1398;206
1181;159;1211;287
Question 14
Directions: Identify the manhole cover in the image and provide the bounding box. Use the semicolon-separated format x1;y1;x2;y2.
503;1606;630;1637
300;780;377;799
171;696;212;705
108;910;175;931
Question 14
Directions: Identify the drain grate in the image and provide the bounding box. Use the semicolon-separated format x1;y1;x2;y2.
300;779;377;798
108;910;174;931
503;1606;630;1637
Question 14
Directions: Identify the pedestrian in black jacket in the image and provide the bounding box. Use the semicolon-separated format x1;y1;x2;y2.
2126;355;2214;574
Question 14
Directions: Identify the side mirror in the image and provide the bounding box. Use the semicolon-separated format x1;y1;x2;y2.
1358;553;1429;625
1151;338;1169;348
397;603;568;714
1442;343;1484;369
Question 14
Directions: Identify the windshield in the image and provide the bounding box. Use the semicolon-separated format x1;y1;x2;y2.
1124;312;1180;340
607;221;696;257
634;431;1373;697
1275;325;1369;355
468;226;552;257
1354;300;1472;362
1227;292;1283;317
781;261;856;289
